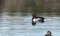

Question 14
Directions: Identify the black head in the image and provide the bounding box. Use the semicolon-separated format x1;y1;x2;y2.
47;31;51;34
32;13;36;18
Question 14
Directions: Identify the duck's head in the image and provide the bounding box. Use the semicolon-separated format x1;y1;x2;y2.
47;31;51;35
32;13;36;18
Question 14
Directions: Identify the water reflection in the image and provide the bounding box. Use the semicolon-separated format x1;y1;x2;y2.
0;12;60;36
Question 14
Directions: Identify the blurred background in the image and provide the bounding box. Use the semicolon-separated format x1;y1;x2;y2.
0;0;60;16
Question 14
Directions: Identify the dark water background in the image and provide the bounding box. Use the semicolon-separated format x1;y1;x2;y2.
0;12;60;36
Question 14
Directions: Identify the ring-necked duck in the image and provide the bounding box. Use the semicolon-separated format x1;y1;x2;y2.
45;31;52;36
32;13;45;25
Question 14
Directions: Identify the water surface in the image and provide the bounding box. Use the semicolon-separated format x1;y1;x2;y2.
0;12;60;36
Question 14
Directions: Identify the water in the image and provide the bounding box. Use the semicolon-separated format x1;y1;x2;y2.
0;12;60;36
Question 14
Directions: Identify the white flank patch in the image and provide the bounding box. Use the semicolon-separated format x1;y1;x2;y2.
33;18;41;22
33;18;36;22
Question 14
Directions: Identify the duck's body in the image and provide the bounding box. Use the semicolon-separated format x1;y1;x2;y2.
32;18;40;22
32;14;45;25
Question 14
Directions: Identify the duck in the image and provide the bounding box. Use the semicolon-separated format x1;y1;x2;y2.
32;13;45;25
45;31;52;36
